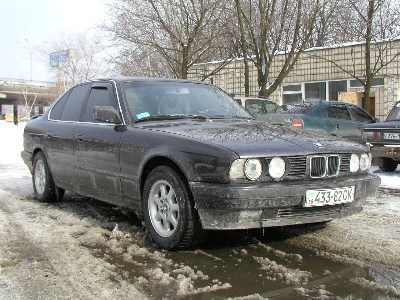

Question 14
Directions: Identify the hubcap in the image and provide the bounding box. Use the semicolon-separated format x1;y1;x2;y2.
34;160;46;195
148;180;179;237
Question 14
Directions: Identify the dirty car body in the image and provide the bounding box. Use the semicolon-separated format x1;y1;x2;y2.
21;78;380;250
363;101;400;172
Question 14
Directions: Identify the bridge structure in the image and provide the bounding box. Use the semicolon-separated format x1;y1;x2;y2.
0;78;59;123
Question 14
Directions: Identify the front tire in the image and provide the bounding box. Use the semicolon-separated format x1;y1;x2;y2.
142;166;204;250
378;158;398;172
33;152;64;202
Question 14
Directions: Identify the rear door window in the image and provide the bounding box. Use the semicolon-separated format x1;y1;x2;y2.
82;84;118;123
326;105;352;120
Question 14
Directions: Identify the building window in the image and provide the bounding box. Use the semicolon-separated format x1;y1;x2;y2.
329;80;347;101
282;84;302;104
283;84;301;92
305;82;326;100
283;93;302;104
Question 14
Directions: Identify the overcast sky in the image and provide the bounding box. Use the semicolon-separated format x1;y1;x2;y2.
0;0;108;82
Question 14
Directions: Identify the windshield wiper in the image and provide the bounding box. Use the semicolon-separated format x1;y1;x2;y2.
134;114;208;123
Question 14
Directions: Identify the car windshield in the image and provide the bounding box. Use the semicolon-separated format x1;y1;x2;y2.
386;102;400;121
123;81;253;121
272;102;316;114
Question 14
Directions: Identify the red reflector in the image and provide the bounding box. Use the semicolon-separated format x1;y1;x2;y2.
291;118;303;129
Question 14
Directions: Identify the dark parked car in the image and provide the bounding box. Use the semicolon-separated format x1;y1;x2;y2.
362;101;400;172
233;95;278;117
257;101;376;143
21;78;380;250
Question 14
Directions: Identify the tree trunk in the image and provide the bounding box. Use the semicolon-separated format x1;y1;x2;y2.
363;0;374;113
235;0;250;95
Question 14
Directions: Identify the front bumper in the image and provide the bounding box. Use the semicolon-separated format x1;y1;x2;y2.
190;174;380;230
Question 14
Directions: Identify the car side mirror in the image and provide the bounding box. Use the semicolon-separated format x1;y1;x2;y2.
374;117;380;123
93;106;123;124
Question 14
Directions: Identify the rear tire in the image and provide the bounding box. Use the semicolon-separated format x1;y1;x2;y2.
33;152;64;202
378;158;398;172
142;166;204;250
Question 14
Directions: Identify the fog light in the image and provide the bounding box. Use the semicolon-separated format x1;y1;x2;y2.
269;157;286;179
238;210;263;222
350;154;360;172
244;159;263;180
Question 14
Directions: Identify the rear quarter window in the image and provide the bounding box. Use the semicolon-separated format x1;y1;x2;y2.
274;103;316;114
49;90;70;120
60;84;90;121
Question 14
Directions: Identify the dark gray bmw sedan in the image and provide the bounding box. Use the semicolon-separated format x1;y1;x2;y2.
21;78;380;250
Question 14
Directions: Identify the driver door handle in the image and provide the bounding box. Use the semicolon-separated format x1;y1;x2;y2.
75;134;84;141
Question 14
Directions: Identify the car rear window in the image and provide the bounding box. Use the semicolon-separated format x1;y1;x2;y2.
273;102;316;114
386;102;400;121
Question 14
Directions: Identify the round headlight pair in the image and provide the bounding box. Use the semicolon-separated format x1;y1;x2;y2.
350;153;371;172
244;157;286;180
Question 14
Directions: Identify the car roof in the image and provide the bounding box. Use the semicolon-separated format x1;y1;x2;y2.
87;77;207;85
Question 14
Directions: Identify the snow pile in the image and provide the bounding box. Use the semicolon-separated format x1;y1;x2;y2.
0;121;25;165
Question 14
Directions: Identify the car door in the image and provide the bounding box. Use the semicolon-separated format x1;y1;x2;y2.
325;104;360;141
74;82;123;197
45;84;90;190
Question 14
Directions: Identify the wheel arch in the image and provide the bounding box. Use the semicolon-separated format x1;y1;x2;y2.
139;156;192;200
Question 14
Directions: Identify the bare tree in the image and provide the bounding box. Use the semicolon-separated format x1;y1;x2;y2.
308;1;360;47
357;0;400;112
235;0;251;95
310;0;400;112
41;31;109;90
19;83;38;119
105;0;234;79
235;0;322;97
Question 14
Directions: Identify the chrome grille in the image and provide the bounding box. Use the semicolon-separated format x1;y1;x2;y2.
310;155;340;178
264;154;352;181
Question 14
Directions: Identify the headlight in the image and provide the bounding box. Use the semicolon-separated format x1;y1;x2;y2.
350;154;360;172
244;159;263;180
359;153;371;171
269;157;286;179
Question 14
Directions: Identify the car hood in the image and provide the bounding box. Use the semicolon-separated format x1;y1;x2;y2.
138;119;366;156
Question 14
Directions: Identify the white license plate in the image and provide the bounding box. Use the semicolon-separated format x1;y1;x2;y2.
384;132;400;140
305;186;355;207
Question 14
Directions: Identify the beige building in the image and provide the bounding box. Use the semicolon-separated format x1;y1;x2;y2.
191;38;400;121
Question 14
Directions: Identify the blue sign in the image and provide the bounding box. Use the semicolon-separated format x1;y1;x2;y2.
49;50;69;67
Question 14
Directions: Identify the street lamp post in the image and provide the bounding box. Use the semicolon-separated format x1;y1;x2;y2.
24;38;33;81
